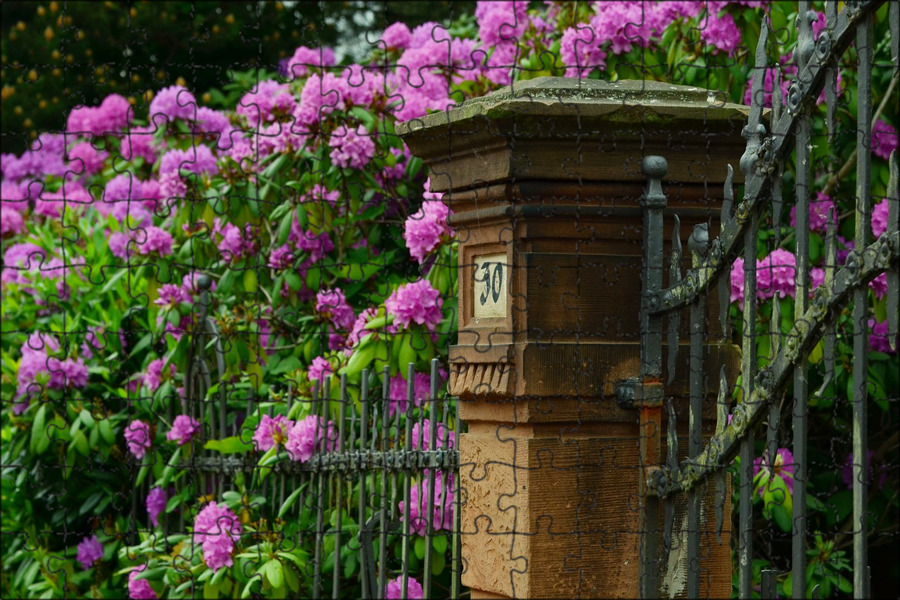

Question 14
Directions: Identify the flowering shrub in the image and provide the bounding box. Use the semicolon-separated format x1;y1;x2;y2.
1;2;896;599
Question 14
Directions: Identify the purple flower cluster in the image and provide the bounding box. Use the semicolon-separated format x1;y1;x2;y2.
871;199;890;239
752;447;795;496
871;120;898;162
213;220;256;264
869;318;896;354
192;501;242;572
730;249;797;307
404;200;454;264
789;192;835;233
398;473;455;537
167;415;201;446
146;487;167;527
385;280;444;330
149;85;198;124
411;418;455;451
329;124;376;170
68;141;109;178
76;534;103;570
128;565;158;599
284;45;336;80
307;355;334;385
316;288;356;330
125;420;152;459
237;80;298;128
143;357;176;393
67;94;133;137
108;226;174;260
285;415;336;463
252;414;292;452
842;450;887;491
15;332;89;403
385;576;424;600
388;372;432;418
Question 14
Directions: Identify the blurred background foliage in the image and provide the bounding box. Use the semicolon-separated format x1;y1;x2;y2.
0;0;477;155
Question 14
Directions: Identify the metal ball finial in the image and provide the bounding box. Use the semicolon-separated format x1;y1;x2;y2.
642;155;668;180
197;274;212;291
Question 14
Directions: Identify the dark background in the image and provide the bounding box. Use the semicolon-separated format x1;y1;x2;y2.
0;1;476;155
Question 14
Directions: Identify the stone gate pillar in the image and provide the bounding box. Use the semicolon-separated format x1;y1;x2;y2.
398;77;747;599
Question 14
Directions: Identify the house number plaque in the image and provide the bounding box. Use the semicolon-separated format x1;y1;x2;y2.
473;254;507;319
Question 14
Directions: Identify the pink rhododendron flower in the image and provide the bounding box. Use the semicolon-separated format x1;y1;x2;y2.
790;192;834;233
476;1;528;46
398;473;455;537
128;565;158;599
870;272;887;300
143;358;175;393
316;288;356;330
149;85;198;123
381;22;412;49
752;448;795;496
871;199;889;238
307;356;334;384
329;124;376;170
842;450;888;490
268;244;295;270
560;24;607;78
76;534;103;570
869;317;896;354
285;45;336;79
756;249;797;302
67;141;108;177
411;419;455;450
237;80;298;128
404;200;454;264
155;283;190;308
345;307;378;353
385;279;443;330
125;420;152;459
67;94;132;136
871;119;898;162
120;125;160;163
167;415;201;446
252;414;292;452
385;576;424;600
285;415;335;463
146;487;167;527
193;502;242;572
388;372;432;418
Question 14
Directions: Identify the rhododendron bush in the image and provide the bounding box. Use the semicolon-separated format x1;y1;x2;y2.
1;1;897;598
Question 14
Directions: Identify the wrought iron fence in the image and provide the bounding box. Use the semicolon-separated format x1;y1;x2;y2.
128;276;463;599
631;1;898;598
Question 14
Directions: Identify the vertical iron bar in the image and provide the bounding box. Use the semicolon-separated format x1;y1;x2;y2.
887;151;898;352
762;569;777;598
852;10;873;598
639;155;667;599
423;360;440;598
378;367;390;598
687;287;706;598
359;371;370;598
313;381;325;598
333;375;347;598
792;5;813;591
739;209;759;599
719;165;735;340
400;363;416;599
451;391;461;600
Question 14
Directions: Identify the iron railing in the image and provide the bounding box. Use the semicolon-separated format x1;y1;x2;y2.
631;1;898;598
130;275;464;598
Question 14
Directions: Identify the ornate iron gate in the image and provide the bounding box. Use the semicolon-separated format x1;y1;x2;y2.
632;1;898;598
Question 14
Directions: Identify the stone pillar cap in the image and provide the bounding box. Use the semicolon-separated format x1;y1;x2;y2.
395;76;752;138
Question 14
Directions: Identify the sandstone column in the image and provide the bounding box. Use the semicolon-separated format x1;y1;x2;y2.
398;77;747;599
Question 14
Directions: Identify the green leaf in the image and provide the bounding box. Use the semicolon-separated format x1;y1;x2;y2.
431;548;446;575
771;503;792;533
158;447;183;488
243;269;258;294
241;576;262;599
266;559;283;590
278;482;309;519
135;464;150;488
205;436;254;454
414;537;426;560
30;404;48;455
342;339;377;377
433;534;448;555
203;580;219;600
